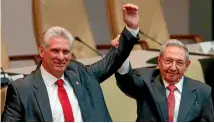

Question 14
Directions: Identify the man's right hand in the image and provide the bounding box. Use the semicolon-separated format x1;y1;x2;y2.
122;3;139;30
111;35;120;49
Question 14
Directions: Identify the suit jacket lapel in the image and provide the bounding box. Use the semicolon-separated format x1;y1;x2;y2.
64;70;84;101
177;77;196;121
151;75;168;121
64;70;89;121
33;68;53;122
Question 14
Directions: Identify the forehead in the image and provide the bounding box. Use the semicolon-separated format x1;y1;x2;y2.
162;46;186;60
48;37;70;49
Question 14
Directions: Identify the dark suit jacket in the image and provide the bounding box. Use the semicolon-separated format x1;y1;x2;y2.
115;67;214;122
1;28;138;122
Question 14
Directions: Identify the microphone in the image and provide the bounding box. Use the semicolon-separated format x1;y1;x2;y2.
1;67;10;88
139;29;162;45
74;36;103;58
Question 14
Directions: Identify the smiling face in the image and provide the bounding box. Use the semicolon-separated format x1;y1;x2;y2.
158;46;191;84
39;36;72;78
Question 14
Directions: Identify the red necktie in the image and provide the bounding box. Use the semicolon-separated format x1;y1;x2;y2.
167;84;177;122
56;79;74;122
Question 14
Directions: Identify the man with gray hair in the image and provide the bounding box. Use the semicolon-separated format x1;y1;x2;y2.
2;3;140;122
113;39;214;121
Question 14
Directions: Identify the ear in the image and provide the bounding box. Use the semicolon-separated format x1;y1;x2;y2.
71;52;76;60
39;46;44;58
157;56;161;68
185;60;191;69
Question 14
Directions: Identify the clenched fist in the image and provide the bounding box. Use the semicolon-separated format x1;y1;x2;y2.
122;3;139;29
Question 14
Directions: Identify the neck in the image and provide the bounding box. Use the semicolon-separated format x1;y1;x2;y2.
163;77;183;85
41;64;63;79
52;72;63;79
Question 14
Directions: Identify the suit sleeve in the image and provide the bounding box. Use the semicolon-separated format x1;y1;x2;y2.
200;88;214;122
115;66;144;99
1;83;22;122
85;28;138;83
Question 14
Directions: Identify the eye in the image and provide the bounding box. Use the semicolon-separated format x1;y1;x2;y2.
63;50;70;55
164;59;172;64
176;61;184;67
50;49;59;54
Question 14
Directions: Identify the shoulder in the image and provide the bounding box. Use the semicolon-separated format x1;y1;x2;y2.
134;67;158;75
7;73;35;97
185;76;211;94
10;73;34;88
132;67;160;82
66;60;94;76
66;60;86;71
133;67;159;78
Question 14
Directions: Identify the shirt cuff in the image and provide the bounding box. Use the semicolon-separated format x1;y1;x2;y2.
117;57;130;75
126;26;139;38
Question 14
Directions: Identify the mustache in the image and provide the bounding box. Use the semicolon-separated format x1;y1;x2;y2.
167;70;178;74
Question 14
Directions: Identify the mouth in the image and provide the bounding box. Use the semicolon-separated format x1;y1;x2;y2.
167;73;177;76
54;62;66;67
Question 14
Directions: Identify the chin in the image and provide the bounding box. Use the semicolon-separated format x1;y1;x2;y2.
54;67;66;72
165;76;177;83
165;79;174;83
169;80;176;83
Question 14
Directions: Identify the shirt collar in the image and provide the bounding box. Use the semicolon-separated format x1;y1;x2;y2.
40;65;65;87
163;76;184;93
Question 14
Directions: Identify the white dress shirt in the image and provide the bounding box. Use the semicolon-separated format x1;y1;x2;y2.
163;77;183;122
40;65;83;122
118;60;184;122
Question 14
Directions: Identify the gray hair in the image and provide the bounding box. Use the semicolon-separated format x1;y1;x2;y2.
159;39;189;61
41;26;74;50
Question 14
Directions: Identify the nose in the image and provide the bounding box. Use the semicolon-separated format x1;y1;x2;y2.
170;61;176;71
57;51;64;61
